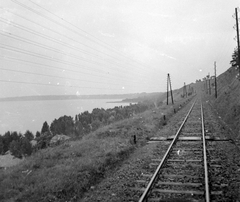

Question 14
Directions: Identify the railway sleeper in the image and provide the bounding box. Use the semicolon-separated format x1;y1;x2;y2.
155;182;203;187
167;159;202;162
136;176;203;185
131;188;223;197
165;163;203;168
172;148;203;151
159;177;203;184
150;189;204;195
140;173;203;180
161;170;204;176
154;185;204;192
168;155;203;160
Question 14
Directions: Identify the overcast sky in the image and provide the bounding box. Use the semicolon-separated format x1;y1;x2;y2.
0;0;239;97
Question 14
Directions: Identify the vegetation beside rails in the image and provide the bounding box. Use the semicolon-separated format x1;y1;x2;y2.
0;96;194;202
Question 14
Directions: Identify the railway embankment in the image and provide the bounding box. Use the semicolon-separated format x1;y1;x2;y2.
83;80;240;201
0;92;193;202
206;66;240;142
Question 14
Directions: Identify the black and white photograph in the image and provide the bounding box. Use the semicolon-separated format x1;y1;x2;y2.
0;0;240;201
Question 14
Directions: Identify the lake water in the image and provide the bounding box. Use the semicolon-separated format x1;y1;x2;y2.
0;99;129;135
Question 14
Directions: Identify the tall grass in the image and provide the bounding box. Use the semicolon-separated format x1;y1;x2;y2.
0;132;135;202
0;96;194;202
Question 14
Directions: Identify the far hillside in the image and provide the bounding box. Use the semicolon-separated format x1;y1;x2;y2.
208;66;240;139
122;84;195;107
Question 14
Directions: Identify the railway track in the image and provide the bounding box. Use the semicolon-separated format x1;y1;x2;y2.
135;98;227;202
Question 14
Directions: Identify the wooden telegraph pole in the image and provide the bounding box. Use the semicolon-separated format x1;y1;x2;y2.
208;73;211;95
235;8;240;77
205;78;208;94
214;61;217;98
183;82;187;97
167;74;169;105
167;74;174;105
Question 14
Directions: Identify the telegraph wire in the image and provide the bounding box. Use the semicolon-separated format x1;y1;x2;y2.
0;14;159;80
0;67;115;86
0;55;102;78
4;1;170;92
27;0;145;66
0;30;121;70
0;44;117;77
0;55;145;85
0;44;102;72
0;79;126;91
0;45;150;85
0;15;125;66
0;30;152;80
0;13;106;59
0;67;147;89
27;0;168;73
11;0;168;76
10;0;128;62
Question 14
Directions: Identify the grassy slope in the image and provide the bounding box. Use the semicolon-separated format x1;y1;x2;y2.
0;90;194;202
209;66;240;139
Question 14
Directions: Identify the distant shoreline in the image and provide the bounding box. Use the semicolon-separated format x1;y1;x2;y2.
0;94;143;102
107;100;138;104
0;92;161;102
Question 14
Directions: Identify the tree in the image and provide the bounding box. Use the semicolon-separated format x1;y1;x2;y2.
24;130;34;141
0;136;4;154
20;137;32;156
36;131;41;138
2;131;12;153
41;121;50;134
9;140;22;158
91;119;102;131
74;121;84;137
36;131;53;149
50;116;74;136
9;136;32;158
11;131;20;141
230;49;239;67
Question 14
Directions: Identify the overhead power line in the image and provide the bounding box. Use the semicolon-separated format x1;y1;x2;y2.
0;66;147;89
11;0;167;75
0;30;154;80
11;0;130;63
0;55;146;85
27;0;149;65
0;79;125;90
0;30;123;71
0;13;159;80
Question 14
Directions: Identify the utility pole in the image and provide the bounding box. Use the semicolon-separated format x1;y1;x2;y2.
214;61;217;98
169;75;174;104
166;73;174;105
183;82;187;97
208;73;211;95
167;74;169;105
205;78;208;94
235;8;240;78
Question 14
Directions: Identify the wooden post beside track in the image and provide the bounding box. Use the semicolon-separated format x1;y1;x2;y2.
167;74;174;105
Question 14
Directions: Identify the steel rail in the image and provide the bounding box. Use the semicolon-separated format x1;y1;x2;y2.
138;99;197;202
201;102;210;202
